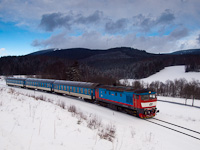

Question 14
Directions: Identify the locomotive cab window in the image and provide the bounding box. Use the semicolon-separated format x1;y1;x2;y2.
141;95;149;100
135;95;139;99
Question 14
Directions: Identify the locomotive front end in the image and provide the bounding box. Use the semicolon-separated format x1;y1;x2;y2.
134;90;158;118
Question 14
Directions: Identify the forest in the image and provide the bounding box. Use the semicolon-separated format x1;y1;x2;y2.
130;79;200;100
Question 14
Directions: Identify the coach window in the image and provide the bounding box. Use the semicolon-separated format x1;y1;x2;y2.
120;93;122;97
70;87;72;91
81;88;83;93
73;87;76;92
85;89;87;94
88;89;90;94
109;92;110;95
105;91;106;94
115;93;117;96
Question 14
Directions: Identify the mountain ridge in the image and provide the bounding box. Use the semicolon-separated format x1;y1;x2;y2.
28;47;200;60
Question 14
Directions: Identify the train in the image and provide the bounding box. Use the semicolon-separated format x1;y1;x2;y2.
5;77;159;118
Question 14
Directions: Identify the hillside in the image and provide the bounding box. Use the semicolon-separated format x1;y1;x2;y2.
1;47;200;84
169;49;200;55
120;65;200;84
28;47;153;60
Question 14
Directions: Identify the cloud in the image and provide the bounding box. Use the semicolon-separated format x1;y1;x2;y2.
197;34;200;44
39;12;73;31
39;10;103;32
75;10;103;24
170;27;189;39
132;9;175;32
156;9;175;25
1;0;200;54
31;28;194;53
105;18;128;34
39;9;176;34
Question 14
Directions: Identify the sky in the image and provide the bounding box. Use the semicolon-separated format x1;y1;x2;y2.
0;0;200;56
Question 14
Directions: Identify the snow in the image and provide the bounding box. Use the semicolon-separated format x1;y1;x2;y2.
120;65;200;85
0;79;200;150
158;96;200;107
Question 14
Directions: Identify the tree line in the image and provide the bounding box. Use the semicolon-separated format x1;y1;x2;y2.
130;79;200;99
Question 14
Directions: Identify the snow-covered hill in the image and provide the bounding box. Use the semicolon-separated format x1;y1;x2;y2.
0;80;200;150
120;65;200;85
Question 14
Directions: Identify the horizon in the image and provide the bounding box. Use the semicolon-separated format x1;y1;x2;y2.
1;0;200;56
2;47;200;57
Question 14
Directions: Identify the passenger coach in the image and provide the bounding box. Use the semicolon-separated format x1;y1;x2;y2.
53;80;99;101
26;78;55;92
6;77;26;87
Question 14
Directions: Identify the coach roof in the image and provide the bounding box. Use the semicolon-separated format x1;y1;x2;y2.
26;78;55;83
54;80;99;89
6;77;27;81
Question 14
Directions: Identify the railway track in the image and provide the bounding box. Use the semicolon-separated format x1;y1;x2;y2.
145;118;200;141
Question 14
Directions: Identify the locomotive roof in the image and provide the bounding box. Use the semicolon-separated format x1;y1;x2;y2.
54;80;99;89
26;78;55;83
6;77;27;81
98;85;155;94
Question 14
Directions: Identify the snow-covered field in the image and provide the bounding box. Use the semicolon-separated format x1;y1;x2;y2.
0;79;200;150
158;96;200;107
120;65;200;85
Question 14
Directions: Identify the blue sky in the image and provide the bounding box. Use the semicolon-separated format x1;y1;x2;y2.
0;0;200;56
0;20;50;56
